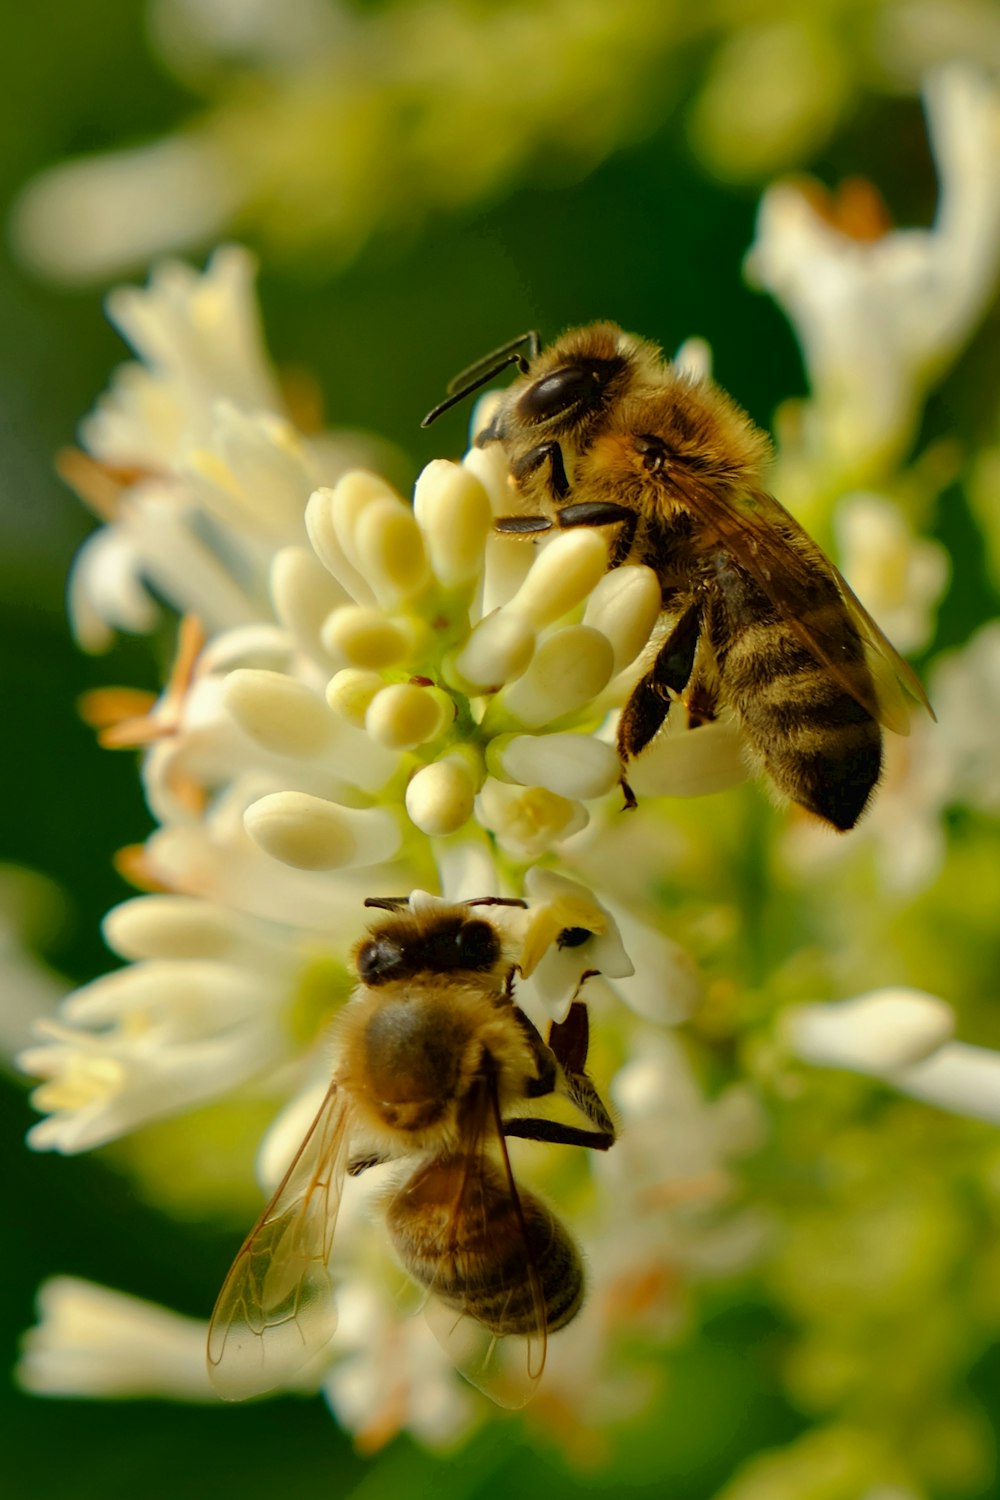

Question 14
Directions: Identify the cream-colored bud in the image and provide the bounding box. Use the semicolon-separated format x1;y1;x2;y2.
270;546;348;656
462;422;510;513
328;471;402;569
488;733;620;800
451;610;536;690
321;606;413;670
499;625;614;727
507;530;611;627
244;791;401;870
413;461;493;586
224;670;334;757
353;497;431;607
405;757;479;835
583;565;662;673
364;682;453;750
304;487;376;604
325;669;386;728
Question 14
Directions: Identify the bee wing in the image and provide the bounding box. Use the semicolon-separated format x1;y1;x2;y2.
666;469;933;732
405;1084;549;1410
207;1082;351;1400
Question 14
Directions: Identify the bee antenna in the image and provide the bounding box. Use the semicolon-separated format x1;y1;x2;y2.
421;330;541;428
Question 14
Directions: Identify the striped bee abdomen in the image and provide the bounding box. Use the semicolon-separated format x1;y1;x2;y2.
708;563;882;831
386;1156;584;1336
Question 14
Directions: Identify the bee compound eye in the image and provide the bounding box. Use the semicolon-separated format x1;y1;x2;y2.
455;919;500;970
518;364;603;423
357;936;404;983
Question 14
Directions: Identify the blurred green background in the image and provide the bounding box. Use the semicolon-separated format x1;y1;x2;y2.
3;2;999;1497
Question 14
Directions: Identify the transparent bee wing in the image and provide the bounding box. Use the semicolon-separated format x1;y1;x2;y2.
207;1082;351;1400
422;1282;543;1411
386;1082;550;1410
830;565;936;732
666;470;933;731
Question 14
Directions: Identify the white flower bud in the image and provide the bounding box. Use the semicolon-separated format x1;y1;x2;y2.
328;470;402;568
498;625;614;727
405;756;480;835
102;895;273;963
364;682;453;750
270;545;348;657
583;565;662;673
506;529;611;627
488;733;620;800
354;496;431;607
321;605;416;670
304;486;376;604
325;668;386;728
413;460;493;586
785;988;955;1074
451;609;536;690
244;791;401;870
224;669;334;757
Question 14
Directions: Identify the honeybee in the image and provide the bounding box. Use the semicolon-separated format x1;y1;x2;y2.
424;324;933;829
207;895;615;1408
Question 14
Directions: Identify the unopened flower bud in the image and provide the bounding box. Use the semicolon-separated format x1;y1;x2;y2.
364;682;453;750
224;669;334;757
413;461;493;586
507;530;610;627
325;669;386;728
405;755;480;835
583;565;661;673
498;625;614;727
244;791;401;870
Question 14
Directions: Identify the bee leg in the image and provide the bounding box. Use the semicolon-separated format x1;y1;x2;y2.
510;440;571;499
547;1002;617;1143
503;1116;615;1152
348;1151;392;1176
554;500;637;568
617;597;703;760
510;1007;558;1098
495;513;554;535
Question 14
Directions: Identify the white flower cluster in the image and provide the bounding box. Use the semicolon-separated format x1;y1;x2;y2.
17;242;739;1449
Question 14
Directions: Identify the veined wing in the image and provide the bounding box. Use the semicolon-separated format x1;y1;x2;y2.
387;1080;556;1409
666;468;933;733
207;1082;351;1400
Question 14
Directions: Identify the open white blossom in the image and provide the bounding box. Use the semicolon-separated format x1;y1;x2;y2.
747;65;1000;489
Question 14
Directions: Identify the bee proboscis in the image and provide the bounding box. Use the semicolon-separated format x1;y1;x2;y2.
424;323;933;830
207;896;615;1408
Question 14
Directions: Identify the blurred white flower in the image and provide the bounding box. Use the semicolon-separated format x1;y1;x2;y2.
781;616;1000;893
19;1278;216;1401
63;246;389;650
833;491;950;654
786;987;1000;1126
747;65;1000;487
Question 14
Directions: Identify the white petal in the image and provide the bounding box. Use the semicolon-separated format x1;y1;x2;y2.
785;988;956;1073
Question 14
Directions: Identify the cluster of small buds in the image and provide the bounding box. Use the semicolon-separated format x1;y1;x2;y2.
225;450;665;876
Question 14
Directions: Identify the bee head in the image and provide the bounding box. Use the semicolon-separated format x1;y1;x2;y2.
355;912;502;987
